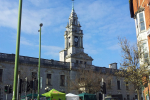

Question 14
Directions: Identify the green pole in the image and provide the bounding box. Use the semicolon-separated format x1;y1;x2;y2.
37;23;43;100
12;0;22;100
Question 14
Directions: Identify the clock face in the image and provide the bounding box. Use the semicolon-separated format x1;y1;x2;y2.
74;38;78;42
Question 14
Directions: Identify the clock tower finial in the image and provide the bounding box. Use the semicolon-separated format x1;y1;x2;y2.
72;0;74;10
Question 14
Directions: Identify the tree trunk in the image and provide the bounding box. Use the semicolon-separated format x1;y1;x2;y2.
137;89;141;100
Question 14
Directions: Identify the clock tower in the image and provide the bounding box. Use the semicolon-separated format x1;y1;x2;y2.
59;1;93;67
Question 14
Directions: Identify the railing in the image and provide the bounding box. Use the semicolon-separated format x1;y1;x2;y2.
0;53;70;68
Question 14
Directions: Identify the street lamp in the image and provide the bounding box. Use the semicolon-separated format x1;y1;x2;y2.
37;23;43;100
45;86;50;92
12;0;22;100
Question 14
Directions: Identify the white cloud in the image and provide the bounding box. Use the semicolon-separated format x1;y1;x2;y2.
107;44;120;50
42;45;63;57
0;1;18;28
84;44;101;55
0;0;133;38
20;37;34;46
0;0;70;34
20;36;62;57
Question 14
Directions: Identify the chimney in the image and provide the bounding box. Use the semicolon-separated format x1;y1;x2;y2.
109;63;117;69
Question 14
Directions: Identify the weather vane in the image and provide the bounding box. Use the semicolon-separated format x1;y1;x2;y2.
72;0;74;10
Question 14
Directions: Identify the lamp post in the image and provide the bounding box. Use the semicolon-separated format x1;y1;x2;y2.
37;23;43;100
12;0;22;100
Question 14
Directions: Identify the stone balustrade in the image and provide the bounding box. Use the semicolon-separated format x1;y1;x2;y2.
0;53;70;69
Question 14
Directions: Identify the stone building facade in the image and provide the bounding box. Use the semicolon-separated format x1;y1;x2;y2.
0;53;137;100
0;2;137;100
0;53;70;100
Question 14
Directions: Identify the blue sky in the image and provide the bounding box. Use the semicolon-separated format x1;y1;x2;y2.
0;0;137;68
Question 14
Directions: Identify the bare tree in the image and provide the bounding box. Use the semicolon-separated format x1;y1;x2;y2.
115;37;150;100
69;66;112;94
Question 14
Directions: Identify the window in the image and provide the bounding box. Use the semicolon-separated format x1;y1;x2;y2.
142;42;148;62
136;18;138;28
60;75;65;86
81;78;85;81
102;68;106;73
144;53;149;63
68;37;70;47
84;62;86;65
46;74;51;85
79;78;85;85
32;72;37;79
142;43;147;53
18;71;21;77
110;69;113;74
0;69;2;82
144;53;148;58
139;12;145;31
135;18;139;36
74;19;76;24
127;95;130;100
135;95;137;99
0;88;3;100
74;36;78;47
117;80;121;90
126;82;129;90
80;61;83;64
76;60;78;64
18;71;21;74
107;80;111;89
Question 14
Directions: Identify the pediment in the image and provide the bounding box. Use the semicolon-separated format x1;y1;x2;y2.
71;52;93;60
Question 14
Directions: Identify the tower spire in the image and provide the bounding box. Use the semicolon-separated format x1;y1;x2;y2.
72;0;74;10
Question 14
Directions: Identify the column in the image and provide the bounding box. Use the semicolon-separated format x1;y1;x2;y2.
81;37;83;48
72;35;74;46
65;37;67;49
79;37;82;47
69;19;70;26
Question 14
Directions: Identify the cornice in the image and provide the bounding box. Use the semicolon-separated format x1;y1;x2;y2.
134;7;145;18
